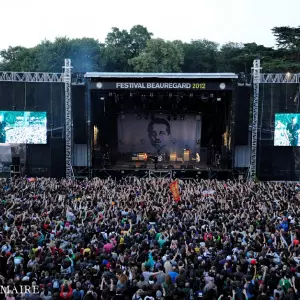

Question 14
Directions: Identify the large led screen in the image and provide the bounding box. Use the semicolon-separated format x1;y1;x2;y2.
274;113;300;146
0;111;47;144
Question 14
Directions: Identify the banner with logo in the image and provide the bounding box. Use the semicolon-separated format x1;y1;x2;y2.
90;81;232;91
170;181;180;202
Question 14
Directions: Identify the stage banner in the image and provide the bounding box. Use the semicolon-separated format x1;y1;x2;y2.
117;114;198;155
90;81;233;91
170;181;180;202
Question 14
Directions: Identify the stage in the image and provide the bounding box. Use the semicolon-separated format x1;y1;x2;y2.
1;64;298;181
82;72;238;179
73;165;236;180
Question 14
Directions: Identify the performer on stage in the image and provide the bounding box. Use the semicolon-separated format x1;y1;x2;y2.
287;116;300;146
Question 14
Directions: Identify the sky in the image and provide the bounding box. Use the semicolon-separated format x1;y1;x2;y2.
1;0;299;50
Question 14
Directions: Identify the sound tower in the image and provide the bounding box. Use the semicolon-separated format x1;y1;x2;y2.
72;85;86;143
50;138;65;178
234;85;251;145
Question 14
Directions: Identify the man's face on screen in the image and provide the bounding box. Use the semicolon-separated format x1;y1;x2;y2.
149;124;169;149
292;117;297;124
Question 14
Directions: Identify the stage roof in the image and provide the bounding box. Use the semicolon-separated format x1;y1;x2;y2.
85;72;238;79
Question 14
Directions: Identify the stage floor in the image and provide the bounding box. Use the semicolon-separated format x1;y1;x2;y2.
106;160;209;170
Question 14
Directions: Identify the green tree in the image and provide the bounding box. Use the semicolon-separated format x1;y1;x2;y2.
33;38;71;72
217;42;275;73
182;40;219;72
103;27;133;72
129;38;184;72
268;26;300;71
69;38;103;72
102;25;152;72
272;26;300;49
217;42;244;72
1;25;300;74
0;46;36;71
129;25;153;56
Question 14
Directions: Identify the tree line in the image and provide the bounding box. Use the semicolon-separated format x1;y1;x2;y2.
1;25;300;74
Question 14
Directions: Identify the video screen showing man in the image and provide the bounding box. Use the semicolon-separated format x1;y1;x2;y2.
147;118;171;154
287;116;300;146
0;114;7;143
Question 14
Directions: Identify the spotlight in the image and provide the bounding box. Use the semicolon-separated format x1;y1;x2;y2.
180;115;184;120
217;97;222;102
96;82;103;89
219;83;226;90
189;93;193;98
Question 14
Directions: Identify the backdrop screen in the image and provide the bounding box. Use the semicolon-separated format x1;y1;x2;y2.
0;111;47;144
274;113;300;146
117;114;200;154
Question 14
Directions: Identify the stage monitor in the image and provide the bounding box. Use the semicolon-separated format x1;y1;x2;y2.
0;111;47;144
274;113;300;146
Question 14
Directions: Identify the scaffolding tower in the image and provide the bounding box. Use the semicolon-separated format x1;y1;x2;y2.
63;59;73;179
249;59;261;180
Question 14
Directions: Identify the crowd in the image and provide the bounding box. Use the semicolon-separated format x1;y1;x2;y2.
0;177;300;300
5;125;46;144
